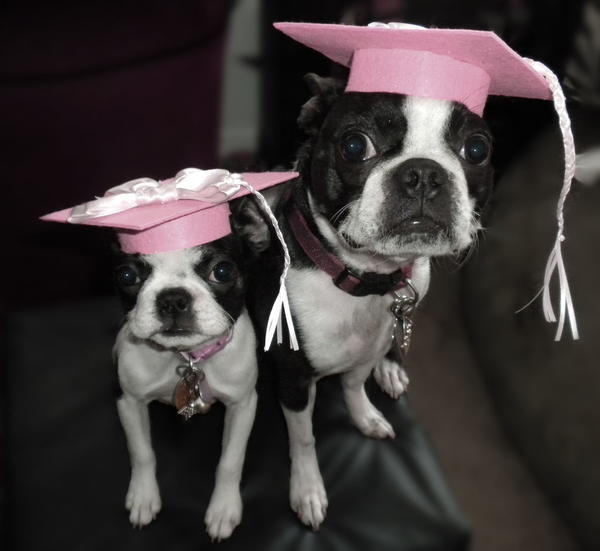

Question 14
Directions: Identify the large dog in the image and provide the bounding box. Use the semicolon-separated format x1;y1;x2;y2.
234;73;494;529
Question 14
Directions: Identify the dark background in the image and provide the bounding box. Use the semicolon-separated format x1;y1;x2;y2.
2;1;600;550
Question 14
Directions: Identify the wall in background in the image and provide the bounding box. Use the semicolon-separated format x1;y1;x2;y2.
219;0;261;159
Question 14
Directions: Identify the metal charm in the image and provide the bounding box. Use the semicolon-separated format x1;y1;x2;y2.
390;279;419;361
173;361;211;420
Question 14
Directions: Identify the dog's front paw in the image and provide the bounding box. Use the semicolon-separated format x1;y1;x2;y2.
352;403;396;439
125;473;162;528
290;470;328;530
374;359;409;399
205;488;242;541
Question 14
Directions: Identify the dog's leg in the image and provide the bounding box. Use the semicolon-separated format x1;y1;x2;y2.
373;346;409;399
205;390;257;541
342;364;396;439
282;382;328;530
116;393;162;527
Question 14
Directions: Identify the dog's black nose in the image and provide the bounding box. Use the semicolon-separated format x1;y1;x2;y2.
396;158;448;200
156;288;192;318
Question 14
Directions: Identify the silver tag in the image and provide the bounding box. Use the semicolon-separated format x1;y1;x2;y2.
173;364;211;420
390;280;418;361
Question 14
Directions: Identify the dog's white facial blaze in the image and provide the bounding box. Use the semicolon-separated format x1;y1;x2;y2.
339;96;478;257
127;248;231;348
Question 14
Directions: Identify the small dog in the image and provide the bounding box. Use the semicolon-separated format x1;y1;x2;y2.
235;74;494;528
113;234;257;540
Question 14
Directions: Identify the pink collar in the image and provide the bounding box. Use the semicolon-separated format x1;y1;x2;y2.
180;328;234;363
173;328;233;418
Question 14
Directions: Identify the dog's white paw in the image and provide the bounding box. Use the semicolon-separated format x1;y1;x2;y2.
290;470;328;530
205;488;242;541
374;359;409;399
125;473;162;528
351;403;396;439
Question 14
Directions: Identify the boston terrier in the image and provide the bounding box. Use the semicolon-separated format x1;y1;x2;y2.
113;234;256;540
234;74;494;528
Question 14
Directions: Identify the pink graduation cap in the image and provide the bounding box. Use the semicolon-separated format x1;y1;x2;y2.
42;168;300;351
275;21;579;341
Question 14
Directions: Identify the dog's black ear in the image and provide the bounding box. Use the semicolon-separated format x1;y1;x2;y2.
298;73;345;136
108;239;122;257
230;186;287;254
303;72;340;96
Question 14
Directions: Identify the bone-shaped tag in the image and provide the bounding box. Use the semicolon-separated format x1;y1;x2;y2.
173;369;212;419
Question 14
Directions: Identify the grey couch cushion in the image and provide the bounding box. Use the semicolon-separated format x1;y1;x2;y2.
463;122;600;549
409;269;579;551
5;298;469;551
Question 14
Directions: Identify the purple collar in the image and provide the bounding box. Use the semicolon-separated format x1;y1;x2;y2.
181;328;234;363
287;205;412;297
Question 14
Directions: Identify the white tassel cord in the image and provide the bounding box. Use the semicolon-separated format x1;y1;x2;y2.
525;59;579;341
236;181;300;351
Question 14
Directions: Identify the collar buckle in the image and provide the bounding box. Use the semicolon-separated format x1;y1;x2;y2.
333;266;409;296
333;267;363;294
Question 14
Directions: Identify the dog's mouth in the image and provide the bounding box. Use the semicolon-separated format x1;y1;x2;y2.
341;216;448;250
160;327;194;336
147;324;231;351
150;326;233;353
397;215;447;236
159;320;196;336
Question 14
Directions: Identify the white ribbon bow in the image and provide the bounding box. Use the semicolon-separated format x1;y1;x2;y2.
68;168;243;221
367;21;426;30
69;167;299;352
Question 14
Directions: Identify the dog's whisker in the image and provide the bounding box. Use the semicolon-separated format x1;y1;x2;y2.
451;216;484;269
224;311;236;327
330;201;356;225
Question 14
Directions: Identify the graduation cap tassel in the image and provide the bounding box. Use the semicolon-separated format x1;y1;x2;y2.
525;58;579;340
236;181;300;352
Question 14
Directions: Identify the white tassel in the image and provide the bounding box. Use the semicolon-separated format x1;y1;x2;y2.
525;59;579;340
236;181;299;351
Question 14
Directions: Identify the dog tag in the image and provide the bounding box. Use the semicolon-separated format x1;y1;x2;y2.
390;283;418;362
392;312;414;361
173;367;212;420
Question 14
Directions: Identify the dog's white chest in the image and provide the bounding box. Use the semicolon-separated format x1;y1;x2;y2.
116;312;257;405
288;268;395;376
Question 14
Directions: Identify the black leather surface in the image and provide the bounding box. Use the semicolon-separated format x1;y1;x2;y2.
5;298;469;551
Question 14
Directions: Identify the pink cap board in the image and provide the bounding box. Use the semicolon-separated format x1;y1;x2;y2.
41;169;298;254
274;22;553;115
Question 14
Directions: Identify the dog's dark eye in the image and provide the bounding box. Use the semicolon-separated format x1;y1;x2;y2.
340;132;376;162
462;135;491;165
115;266;140;287
209;261;236;284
